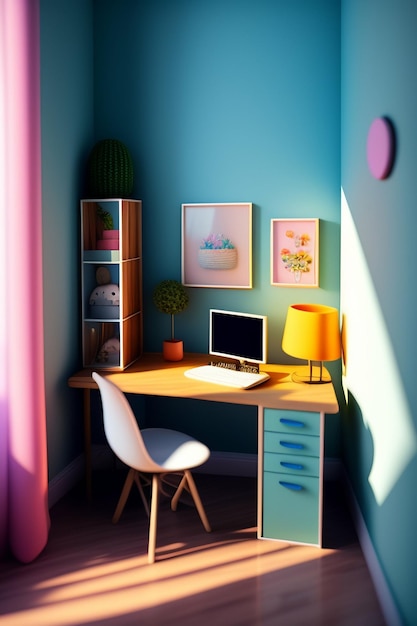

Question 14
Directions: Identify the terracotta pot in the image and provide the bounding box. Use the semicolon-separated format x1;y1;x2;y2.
163;339;183;361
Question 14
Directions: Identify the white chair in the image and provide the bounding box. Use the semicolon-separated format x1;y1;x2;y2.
92;372;211;563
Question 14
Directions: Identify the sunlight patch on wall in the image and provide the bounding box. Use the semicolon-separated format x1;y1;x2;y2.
340;188;416;505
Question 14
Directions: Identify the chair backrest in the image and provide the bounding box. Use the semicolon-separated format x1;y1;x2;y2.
92;372;161;473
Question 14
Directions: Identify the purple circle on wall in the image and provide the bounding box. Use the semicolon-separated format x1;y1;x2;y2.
367;117;395;180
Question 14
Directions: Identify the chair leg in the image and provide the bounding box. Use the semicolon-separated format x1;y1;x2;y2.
184;470;211;533
112;468;150;523
148;474;160;564
112;468;136;524
160;472;183;498
171;474;188;511
133;472;150;517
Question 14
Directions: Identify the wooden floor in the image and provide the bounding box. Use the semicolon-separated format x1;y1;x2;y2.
0;471;386;626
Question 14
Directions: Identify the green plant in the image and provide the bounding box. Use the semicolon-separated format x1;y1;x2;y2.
97;206;114;230
200;233;235;249
153;280;189;340
87;139;134;198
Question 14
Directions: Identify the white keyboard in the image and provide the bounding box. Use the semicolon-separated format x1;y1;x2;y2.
184;365;270;389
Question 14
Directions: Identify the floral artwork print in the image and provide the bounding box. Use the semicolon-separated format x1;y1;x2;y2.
280;230;313;281
271;219;319;287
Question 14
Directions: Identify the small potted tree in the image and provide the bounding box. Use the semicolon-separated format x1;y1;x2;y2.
96;206;119;250
153;279;189;361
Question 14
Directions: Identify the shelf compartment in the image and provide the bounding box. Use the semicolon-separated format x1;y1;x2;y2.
82;322;120;368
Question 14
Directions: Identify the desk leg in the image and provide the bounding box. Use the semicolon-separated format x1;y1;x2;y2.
83;388;92;500
257;406;264;538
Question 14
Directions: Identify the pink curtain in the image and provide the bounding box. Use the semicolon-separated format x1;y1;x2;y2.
0;0;50;562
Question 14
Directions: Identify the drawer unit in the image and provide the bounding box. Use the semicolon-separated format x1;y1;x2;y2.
260;407;323;546
263;471;319;545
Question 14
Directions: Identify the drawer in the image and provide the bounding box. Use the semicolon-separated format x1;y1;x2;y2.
264;430;320;457
264;451;320;477
262;471;320;545
264;408;320;436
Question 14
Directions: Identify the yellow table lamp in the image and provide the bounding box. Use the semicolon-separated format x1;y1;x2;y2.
282;304;341;383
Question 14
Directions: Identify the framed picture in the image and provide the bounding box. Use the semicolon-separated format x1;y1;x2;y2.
270;218;319;287
182;202;252;288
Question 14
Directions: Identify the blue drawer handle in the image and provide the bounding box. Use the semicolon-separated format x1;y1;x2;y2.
280;440;304;450
280;418;304;428
280;461;304;471
279;481;303;491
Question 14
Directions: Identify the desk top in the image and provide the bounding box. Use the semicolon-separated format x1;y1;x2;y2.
68;353;339;414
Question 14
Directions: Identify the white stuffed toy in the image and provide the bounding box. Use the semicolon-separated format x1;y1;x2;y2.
96;337;120;363
89;283;120;307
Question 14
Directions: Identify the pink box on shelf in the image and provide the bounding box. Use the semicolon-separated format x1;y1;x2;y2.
97;239;119;250
97;230;119;250
103;230;119;240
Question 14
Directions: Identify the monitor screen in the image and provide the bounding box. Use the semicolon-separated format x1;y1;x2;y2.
209;309;267;364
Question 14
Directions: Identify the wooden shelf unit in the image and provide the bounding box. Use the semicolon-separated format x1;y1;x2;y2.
80;198;143;370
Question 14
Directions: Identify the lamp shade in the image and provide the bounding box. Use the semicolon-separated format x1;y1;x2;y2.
282;304;341;362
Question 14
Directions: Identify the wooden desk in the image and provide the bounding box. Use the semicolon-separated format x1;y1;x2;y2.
68;352;339;546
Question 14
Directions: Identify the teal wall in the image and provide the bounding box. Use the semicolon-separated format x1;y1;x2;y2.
40;0;94;477
39;0;342;472
92;0;341;455
341;0;417;624
93;1;341;360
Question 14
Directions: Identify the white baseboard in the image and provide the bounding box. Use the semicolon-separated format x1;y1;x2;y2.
197;451;257;476
96;446;259;476
341;468;401;626
48;445;114;507
47;448;256;507
48;456;84;508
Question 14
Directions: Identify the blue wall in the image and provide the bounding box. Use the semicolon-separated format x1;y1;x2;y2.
93;0;341;359
92;0;341;454
341;1;417;624
39;0;342;471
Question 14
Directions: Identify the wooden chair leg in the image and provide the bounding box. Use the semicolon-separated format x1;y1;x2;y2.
171;474;187;511
112;468;136;523
184;470;211;533
133;472;150;517
148;474;160;564
112;469;150;523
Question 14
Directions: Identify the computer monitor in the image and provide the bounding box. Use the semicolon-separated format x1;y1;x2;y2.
209;309;268;365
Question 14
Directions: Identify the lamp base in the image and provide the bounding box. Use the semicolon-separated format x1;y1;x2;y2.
291;362;332;384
